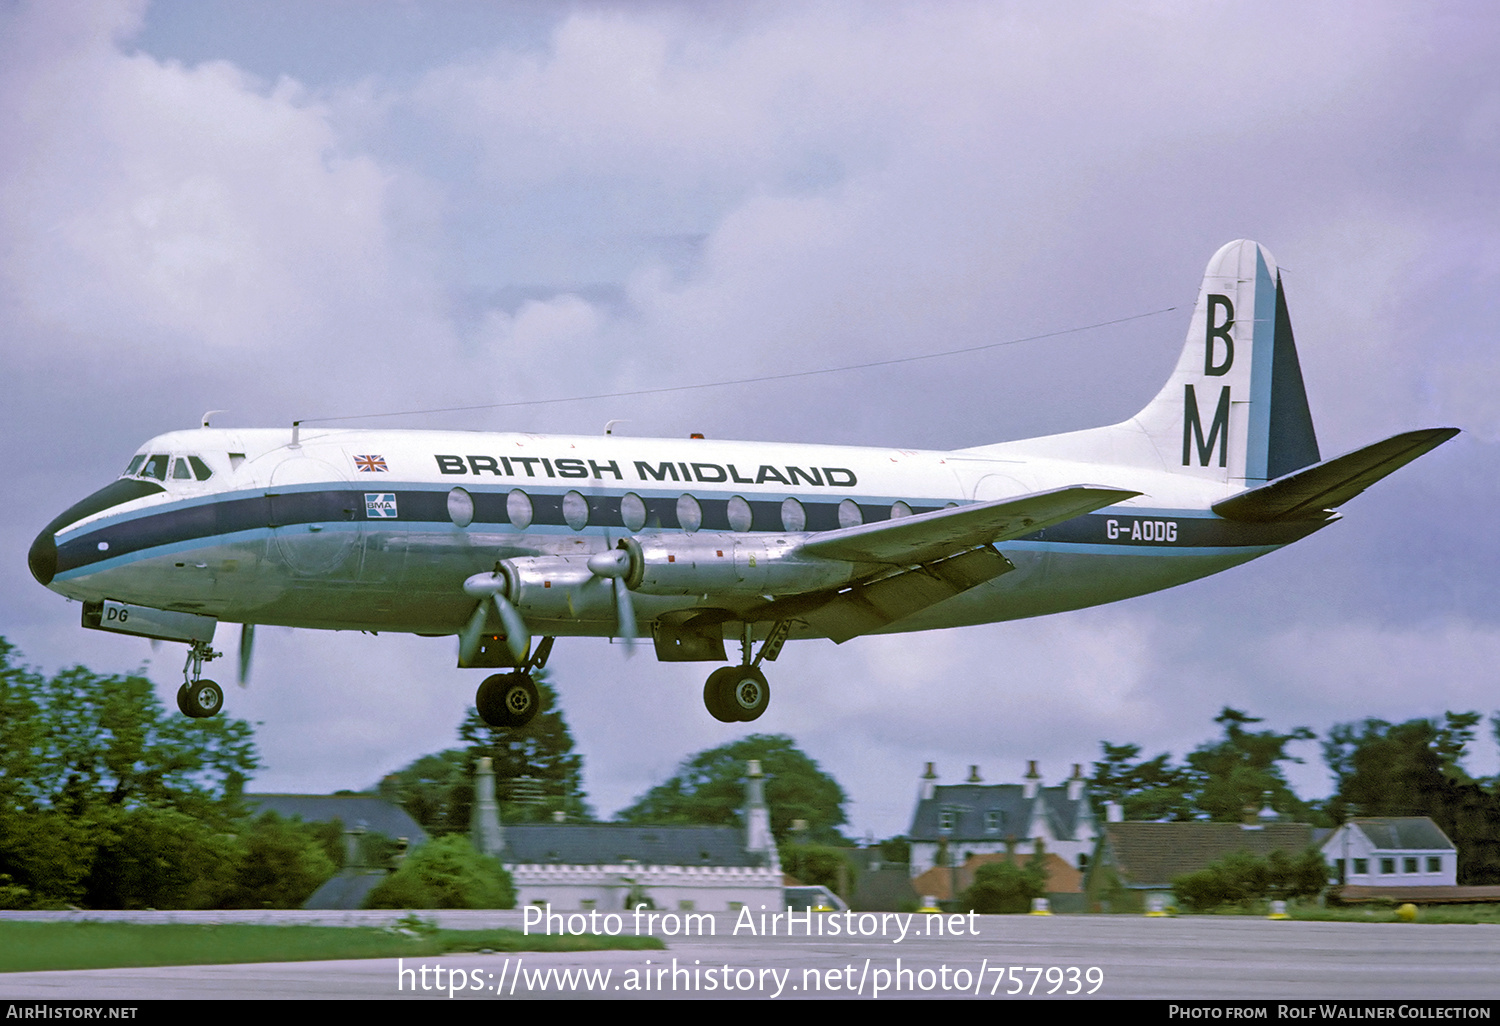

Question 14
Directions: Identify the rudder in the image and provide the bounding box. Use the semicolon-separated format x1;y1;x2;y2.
1132;240;1320;489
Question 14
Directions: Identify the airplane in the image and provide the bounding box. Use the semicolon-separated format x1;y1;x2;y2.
27;240;1457;728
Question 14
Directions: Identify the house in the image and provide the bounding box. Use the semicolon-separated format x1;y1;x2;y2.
907;761;1098;877
1088;819;1316;911
912;850;1083;903
473;757;784;911
1321;818;1457;888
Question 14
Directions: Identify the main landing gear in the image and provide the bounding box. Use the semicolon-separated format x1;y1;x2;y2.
703;620;790;723
177;639;223;719
476;638;554;729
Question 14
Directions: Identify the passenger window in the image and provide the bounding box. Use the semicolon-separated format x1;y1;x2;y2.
620;492;647;533
507;489;533;530
188;456;213;481
890;500;914;519
562;490;589;531
676;494;702;533
780;497;806;532
726;496;753;533
837;498;863;529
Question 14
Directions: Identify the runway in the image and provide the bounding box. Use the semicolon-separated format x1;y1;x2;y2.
2;911;1498;1000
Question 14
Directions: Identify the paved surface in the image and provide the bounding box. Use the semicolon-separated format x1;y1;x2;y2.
2;910;1498;1000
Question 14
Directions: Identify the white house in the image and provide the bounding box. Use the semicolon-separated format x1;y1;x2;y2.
907;761;1099;876
1321;818;1457;887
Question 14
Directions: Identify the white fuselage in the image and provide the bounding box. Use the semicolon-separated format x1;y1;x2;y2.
33;425;1320;646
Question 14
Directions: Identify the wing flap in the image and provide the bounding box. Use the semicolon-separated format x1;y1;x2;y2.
796;484;1141;565
1213;427;1459;522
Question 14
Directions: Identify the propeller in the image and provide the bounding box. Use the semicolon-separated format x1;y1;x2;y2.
587;545;638;652
237;623;255;687
460;569;530;665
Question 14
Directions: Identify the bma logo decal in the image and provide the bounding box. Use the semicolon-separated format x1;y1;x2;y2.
365;493;398;518
1183;293;1234;467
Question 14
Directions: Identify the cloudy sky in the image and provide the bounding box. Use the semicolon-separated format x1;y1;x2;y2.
2;0;1496;838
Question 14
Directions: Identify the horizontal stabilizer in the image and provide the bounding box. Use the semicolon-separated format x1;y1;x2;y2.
1213;427;1459;522
797;484;1140;565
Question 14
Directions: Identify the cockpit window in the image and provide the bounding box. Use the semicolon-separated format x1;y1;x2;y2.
171;457;193;480
188;456;213;481
140;454;169;481
124;455;145;477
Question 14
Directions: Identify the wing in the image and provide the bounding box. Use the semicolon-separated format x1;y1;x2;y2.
772;484;1140;643
1213;428;1459;522
797;484;1142;564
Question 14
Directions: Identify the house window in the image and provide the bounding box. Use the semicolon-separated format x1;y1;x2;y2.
1403;857;1418;874
938;810;955;831
1427;856;1442;873
1380;858;1395;875
1352;858;1368;875
984;811;1000;834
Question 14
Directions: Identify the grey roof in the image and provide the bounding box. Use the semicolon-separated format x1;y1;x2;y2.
503;824;766;867
245;794;429;845
909;784;1088;842
303;871;387;910
1348;818;1455;852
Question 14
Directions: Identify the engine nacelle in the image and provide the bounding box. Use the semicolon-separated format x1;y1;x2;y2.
498;556;618;621
627;533;854;597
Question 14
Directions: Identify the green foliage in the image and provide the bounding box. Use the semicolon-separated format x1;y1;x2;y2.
1090;741;1195;821
0;639;263;909
1324;713;1500;885
616;734;848;844
219;813;338;909
364;836;515;910
961;858;1047;914
1172;848;1327;912
781;843;856;897
1185;708;1316;822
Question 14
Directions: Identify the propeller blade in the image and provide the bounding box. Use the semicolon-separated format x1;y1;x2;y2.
458;602;489;666
613;578;637;655
492;593;531;663
237;623;255;687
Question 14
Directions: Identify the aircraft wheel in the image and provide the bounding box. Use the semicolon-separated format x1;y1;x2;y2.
724;667;770;722
703;667;738;723
180;680;223;718
477;673;540;728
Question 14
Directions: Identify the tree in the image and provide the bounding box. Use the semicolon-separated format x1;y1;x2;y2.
0;638;261;909
1089;741;1194;821
1172;848;1327;911
962;846;1048;914
616;734;848;844
1184;708;1315;822
1324;713;1500;885
379;671;591;832
364;836;515;909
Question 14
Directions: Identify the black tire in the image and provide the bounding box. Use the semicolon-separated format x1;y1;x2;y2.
477;673;541;728
182;679;223;718
703;667;738;723
723;667;770;721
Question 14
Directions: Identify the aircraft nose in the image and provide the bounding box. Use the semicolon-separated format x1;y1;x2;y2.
28;526;56;586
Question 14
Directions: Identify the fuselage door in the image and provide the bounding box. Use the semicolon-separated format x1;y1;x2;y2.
266;456;361;576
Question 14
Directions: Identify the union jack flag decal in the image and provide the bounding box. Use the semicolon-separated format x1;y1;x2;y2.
353;455;388;473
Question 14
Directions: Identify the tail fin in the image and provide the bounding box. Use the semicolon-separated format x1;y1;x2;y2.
1132;240;1320;488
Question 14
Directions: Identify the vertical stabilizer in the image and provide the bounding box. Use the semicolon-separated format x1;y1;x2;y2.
1132;240;1320;488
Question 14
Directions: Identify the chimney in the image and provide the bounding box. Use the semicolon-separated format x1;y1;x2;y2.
1023;760;1041;800
1106;801;1124;823
1067;763;1085;802
966;765;982;783
470;756;505;856
744;760;774;858
920;762;938;801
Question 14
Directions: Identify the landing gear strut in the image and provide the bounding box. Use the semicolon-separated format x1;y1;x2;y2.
702;620;789;723
475;637;554;729
177;640;223;718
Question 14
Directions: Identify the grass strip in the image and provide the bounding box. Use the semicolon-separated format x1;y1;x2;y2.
0;921;662;973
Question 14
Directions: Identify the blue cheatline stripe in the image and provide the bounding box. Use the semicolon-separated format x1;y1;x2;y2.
51;486;1329;579
1245;248;1277;483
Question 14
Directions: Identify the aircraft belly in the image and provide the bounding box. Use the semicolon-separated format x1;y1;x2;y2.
870;544;1275;633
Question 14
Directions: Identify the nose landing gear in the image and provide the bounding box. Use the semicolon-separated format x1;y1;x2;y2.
177;640;223;718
